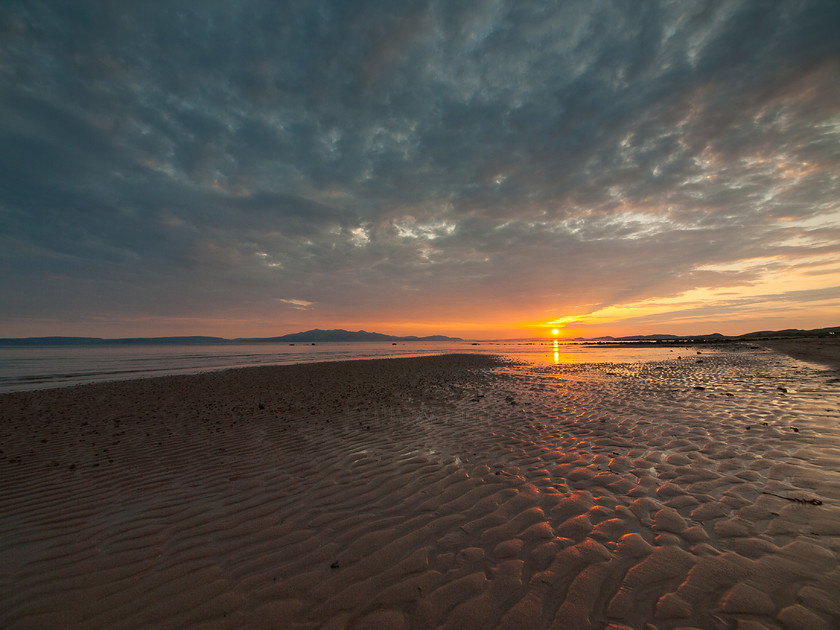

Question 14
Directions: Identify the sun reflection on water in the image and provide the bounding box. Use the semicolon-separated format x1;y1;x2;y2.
553;340;576;364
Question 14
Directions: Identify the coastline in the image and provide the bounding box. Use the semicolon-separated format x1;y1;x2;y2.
755;337;840;371
2;351;839;628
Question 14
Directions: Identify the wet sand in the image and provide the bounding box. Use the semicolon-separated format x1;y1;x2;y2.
2;349;840;629
756;337;840;371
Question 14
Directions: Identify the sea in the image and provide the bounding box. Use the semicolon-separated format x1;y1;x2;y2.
0;340;704;393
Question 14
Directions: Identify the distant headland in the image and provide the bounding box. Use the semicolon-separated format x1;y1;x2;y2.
577;325;839;343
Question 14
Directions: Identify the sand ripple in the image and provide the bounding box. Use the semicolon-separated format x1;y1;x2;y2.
2;349;840;629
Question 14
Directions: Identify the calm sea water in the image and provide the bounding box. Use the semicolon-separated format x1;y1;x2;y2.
0;341;701;393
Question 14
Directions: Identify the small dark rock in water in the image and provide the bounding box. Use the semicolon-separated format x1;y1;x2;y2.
694;386;706;390
791;426;799;433
330;561;340;569
746;426;751;430
777;386;788;393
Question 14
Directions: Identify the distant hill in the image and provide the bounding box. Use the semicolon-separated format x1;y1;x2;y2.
738;326;840;339
236;329;463;342
0;329;463;345
615;334;680;341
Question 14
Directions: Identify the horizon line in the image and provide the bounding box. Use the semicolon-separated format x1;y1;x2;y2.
2;325;837;345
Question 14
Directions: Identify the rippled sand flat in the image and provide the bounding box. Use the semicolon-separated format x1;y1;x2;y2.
1;349;839;629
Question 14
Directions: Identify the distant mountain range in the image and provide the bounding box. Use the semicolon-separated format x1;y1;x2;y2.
0;325;836;346
0;329;464;345
238;329;463;343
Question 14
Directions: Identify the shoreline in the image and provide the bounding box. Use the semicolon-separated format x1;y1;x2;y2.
0;344;489;394
4;337;836;395
754;337;840;371
2;351;839;628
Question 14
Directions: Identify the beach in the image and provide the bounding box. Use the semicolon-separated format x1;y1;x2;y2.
2;346;839;629
756;337;840;371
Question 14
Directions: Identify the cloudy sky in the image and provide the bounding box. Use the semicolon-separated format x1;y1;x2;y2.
1;1;839;339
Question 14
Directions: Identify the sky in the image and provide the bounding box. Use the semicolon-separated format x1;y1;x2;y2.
1;1;839;340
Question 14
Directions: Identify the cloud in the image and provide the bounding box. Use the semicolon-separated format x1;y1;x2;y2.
277;298;314;310
1;0;839;336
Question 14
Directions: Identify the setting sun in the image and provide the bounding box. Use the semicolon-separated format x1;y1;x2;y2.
552;329;559;335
